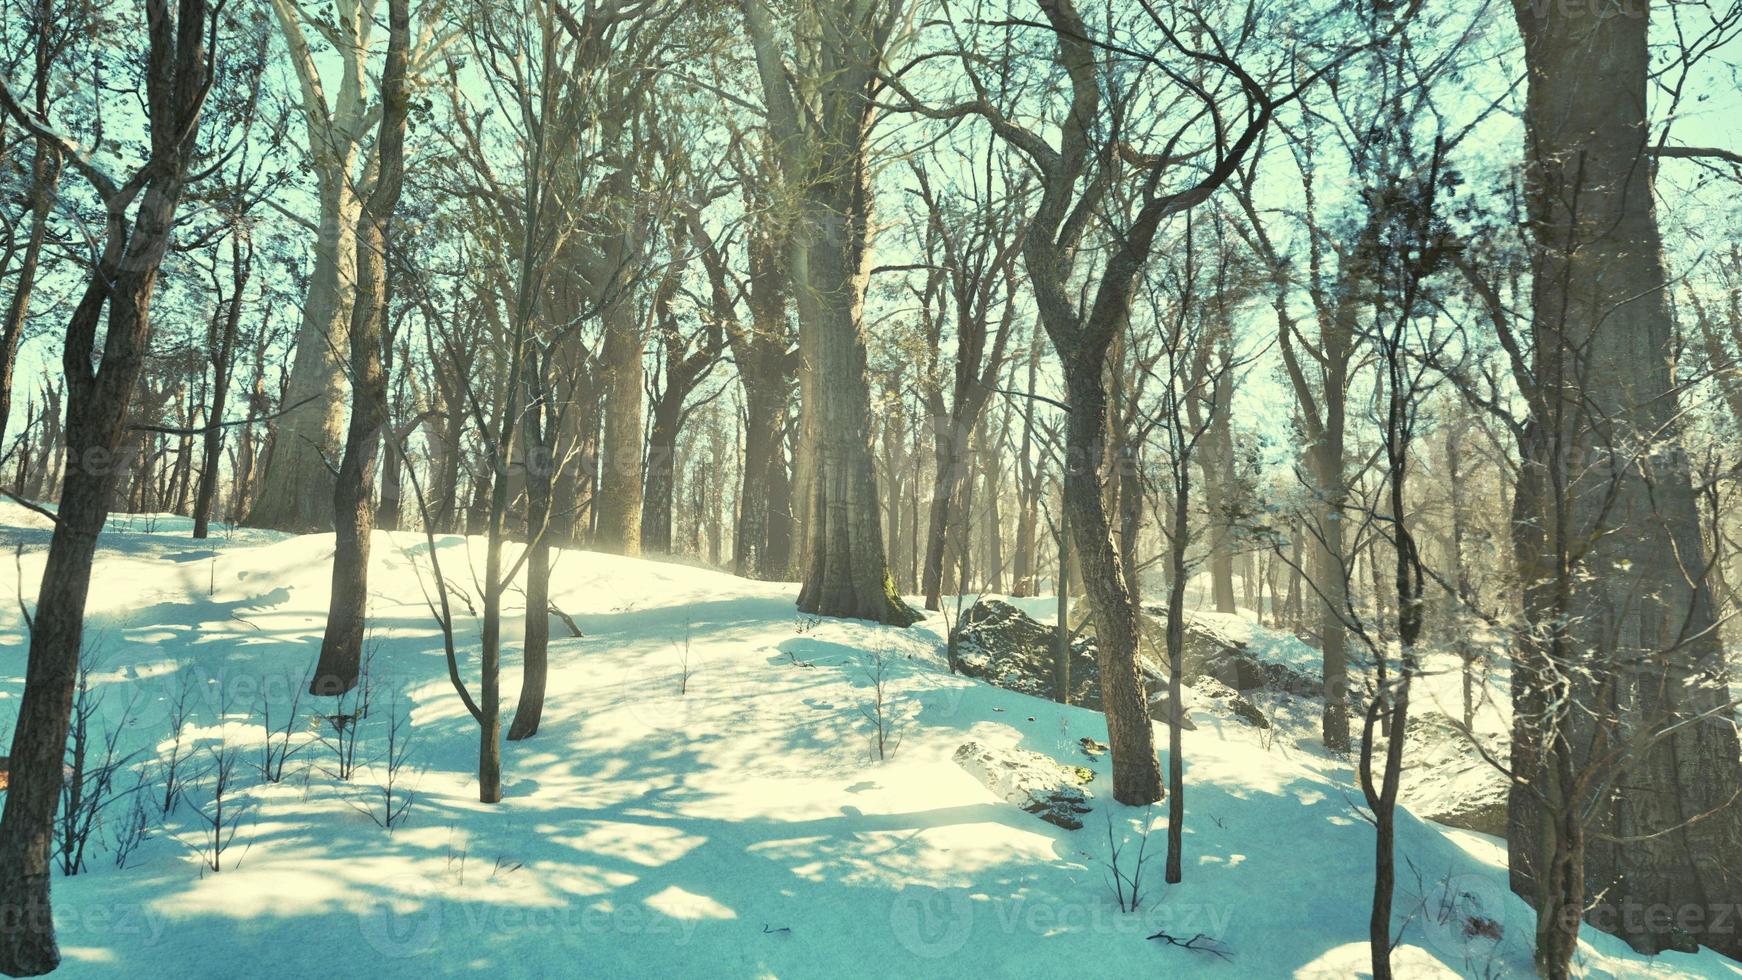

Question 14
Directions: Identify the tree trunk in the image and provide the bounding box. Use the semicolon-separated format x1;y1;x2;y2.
0;3;213;964
509;375;554;742
193;240;251;539
642;394;681;553
594;293;644;554
982;408;1006;594
246;180;354;532
1063;363;1164;804
1202;356;1237;614
792;167;918;626
0;135;59;455
1163;452;1190;883
736;383;789;577
921;412;973;610
1012;328;1042;597
1311;415;1351;752
310;0;409;697
1505;0;1742;966
22;383;62;503
1054;505;1071;702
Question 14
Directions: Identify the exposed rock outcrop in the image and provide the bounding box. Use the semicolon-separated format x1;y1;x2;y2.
946;598;1097;704
1399;712;1509;838
1140;604;1321;698
947;598;1300;732
953;741;1100;830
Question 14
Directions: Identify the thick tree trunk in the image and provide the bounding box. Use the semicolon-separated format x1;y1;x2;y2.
642;396;681;553
1505;0;1742;966
594;296;643;554
735;383;788;577
921;415;972;610
792;168;917;627
1311;413;1351;752
0;450;117;976
246;181;354;532
430;401;465;534
725;215;794;578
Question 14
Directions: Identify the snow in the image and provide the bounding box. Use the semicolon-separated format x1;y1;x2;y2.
2;502;1738;978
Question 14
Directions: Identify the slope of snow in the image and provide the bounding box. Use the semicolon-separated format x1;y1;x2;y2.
1;502;1736;979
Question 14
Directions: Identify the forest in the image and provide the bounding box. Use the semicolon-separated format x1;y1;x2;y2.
1;0;1741;977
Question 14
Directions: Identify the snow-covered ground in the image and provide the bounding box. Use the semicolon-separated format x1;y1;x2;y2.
1;502;1736;979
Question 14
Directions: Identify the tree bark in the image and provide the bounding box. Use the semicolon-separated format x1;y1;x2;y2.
1064;363;1165;804
643;364;679;556
1507;0;1742;965
0;3;214;969
594;294;644;554
311;0;409;697
245;179;354;531
248;0;400;532
509;362;554;742
742;0;916;626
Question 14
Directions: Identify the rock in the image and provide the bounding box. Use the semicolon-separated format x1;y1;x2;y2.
1139;606;1323;698
953;741;1100;830
1399;712;1509;837
947;598;1097;704
1147;687;1200;732
1189;677;1270;729
951;600;1331;739
950;598;1188;726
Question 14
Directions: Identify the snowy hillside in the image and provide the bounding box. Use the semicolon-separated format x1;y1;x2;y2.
1;503;1735;979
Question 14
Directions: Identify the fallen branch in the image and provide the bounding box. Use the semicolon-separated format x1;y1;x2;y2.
548;602;583;638
1147;931;1231;960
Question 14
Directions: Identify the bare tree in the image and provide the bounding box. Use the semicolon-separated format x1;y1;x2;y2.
885;0;1329;802
1498;0;1742;969
310;0;413;696
741;0;918;625
248;0;452;531
0;0;221;970
0;0;68;460
909;153;1023;611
